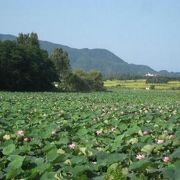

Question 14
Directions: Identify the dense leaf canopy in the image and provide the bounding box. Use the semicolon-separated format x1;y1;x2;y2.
0;32;105;92
0;36;58;91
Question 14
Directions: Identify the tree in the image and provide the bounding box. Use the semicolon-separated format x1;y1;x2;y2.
66;70;105;91
65;72;91;92
0;33;58;91
146;76;170;84
17;32;39;48
50;48;71;81
0;32;105;92
88;70;104;90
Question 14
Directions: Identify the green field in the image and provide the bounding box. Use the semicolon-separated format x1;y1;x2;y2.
104;80;180;90
0;90;180;179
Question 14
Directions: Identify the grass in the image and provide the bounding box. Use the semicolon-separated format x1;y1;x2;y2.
104;79;180;90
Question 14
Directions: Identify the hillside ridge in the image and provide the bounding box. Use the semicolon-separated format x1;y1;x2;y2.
0;33;179;77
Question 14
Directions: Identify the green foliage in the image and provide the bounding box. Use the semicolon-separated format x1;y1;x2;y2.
162;160;180;180
141;144;155;154
0;90;179;179
17;32;40;48
104;79;180;90
129;159;151;171
0;33;58;91
0;33;105;92
149;84;155;90
66;70;105;91
146;76;170;84
50;48;71;80
2;144;16;155
6;155;25;179
105;163;127;180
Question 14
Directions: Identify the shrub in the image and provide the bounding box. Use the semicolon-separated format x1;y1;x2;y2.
149;85;155;90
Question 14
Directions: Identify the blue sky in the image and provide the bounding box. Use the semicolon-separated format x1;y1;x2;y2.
1;0;180;72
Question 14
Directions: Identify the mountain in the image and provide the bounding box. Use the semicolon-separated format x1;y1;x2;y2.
0;33;177;77
40;40;156;76
158;70;180;78
0;34;16;41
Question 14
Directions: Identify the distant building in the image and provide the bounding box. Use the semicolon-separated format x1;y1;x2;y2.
145;72;157;77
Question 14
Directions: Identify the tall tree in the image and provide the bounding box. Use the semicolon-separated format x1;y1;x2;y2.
17;32;39;48
65;70;105;91
50;48;71;81
0;33;58;91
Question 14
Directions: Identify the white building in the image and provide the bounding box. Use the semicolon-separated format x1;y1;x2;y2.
145;72;157;77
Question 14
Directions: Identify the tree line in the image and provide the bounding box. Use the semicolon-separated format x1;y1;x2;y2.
146;76;180;84
0;33;104;91
105;73;180;82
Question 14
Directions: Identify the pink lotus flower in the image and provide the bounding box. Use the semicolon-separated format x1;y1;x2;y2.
136;154;145;160
68;143;76;149
17;130;24;136
24;137;29;142
157;139;164;144
163;156;170;163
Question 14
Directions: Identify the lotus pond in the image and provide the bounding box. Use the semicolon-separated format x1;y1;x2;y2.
0;90;180;179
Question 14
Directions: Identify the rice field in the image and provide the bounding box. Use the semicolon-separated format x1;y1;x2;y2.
104;80;180;90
